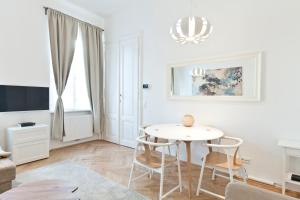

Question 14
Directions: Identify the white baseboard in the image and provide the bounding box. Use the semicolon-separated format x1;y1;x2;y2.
247;175;275;186
50;134;99;150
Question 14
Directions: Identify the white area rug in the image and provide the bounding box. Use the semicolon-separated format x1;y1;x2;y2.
15;162;148;200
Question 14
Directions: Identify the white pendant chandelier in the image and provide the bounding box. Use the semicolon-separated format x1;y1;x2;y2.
170;16;213;44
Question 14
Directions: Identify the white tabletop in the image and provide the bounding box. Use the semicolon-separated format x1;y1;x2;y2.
144;123;224;141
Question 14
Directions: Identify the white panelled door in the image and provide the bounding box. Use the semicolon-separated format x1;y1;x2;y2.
119;36;140;148
104;43;119;144
104;34;141;148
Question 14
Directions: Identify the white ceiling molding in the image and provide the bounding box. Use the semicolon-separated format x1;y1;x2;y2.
66;0;131;17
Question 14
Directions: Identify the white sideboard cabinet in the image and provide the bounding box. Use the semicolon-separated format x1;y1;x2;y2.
6;124;50;165
278;139;300;195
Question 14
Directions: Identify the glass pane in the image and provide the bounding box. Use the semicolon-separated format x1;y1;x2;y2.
49;28;91;112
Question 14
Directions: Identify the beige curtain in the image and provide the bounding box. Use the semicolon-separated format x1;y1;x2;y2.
47;9;78;140
80;23;104;136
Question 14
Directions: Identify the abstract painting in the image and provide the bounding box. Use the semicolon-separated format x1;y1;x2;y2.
192;66;243;96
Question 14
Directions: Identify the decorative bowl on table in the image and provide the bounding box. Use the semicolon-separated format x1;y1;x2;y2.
182;114;194;127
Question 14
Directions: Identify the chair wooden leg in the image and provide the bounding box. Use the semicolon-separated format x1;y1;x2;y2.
282;182;286;195
176;144;182;192
159;167;165;200
148;169;153;179
196;155;207;196
212;168;216;180
159;152;166;200
241;167;248;183
228;168;234;183
226;154;234;183
128;162;135;188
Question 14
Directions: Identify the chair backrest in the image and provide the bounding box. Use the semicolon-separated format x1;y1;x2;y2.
139;124;151;136
206;136;243;165
135;135;174;165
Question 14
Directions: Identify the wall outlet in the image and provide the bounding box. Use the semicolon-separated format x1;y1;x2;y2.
142;84;151;89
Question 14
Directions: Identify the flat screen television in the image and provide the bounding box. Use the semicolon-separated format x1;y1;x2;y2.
0;85;49;112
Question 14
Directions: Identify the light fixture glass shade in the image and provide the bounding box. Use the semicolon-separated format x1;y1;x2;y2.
170;16;213;44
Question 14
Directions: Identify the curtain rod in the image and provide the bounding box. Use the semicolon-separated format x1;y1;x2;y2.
43;7;104;31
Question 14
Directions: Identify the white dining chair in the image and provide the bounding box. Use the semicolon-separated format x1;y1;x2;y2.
128;135;182;200
139;125;171;155
196;136;247;199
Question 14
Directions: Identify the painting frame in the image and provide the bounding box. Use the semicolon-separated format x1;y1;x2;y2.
167;52;262;102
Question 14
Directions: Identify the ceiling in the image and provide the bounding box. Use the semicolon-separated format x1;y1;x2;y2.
66;0;130;17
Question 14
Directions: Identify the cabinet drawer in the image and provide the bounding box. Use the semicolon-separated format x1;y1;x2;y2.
12;140;49;165
10;127;49;145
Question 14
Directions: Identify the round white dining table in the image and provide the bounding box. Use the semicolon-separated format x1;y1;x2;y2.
144;123;224;199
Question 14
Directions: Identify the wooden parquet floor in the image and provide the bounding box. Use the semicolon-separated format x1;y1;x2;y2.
17;140;300;200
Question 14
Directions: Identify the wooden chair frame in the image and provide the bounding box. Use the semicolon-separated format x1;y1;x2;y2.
128;136;182;200
196;136;247;199
139;125;171;154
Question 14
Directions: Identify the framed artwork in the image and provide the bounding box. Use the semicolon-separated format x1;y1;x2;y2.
168;52;262;101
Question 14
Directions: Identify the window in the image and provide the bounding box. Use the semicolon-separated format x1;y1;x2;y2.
49;29;91;112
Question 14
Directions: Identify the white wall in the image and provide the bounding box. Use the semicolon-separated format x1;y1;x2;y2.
104;0;300;184
0;0;104;149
